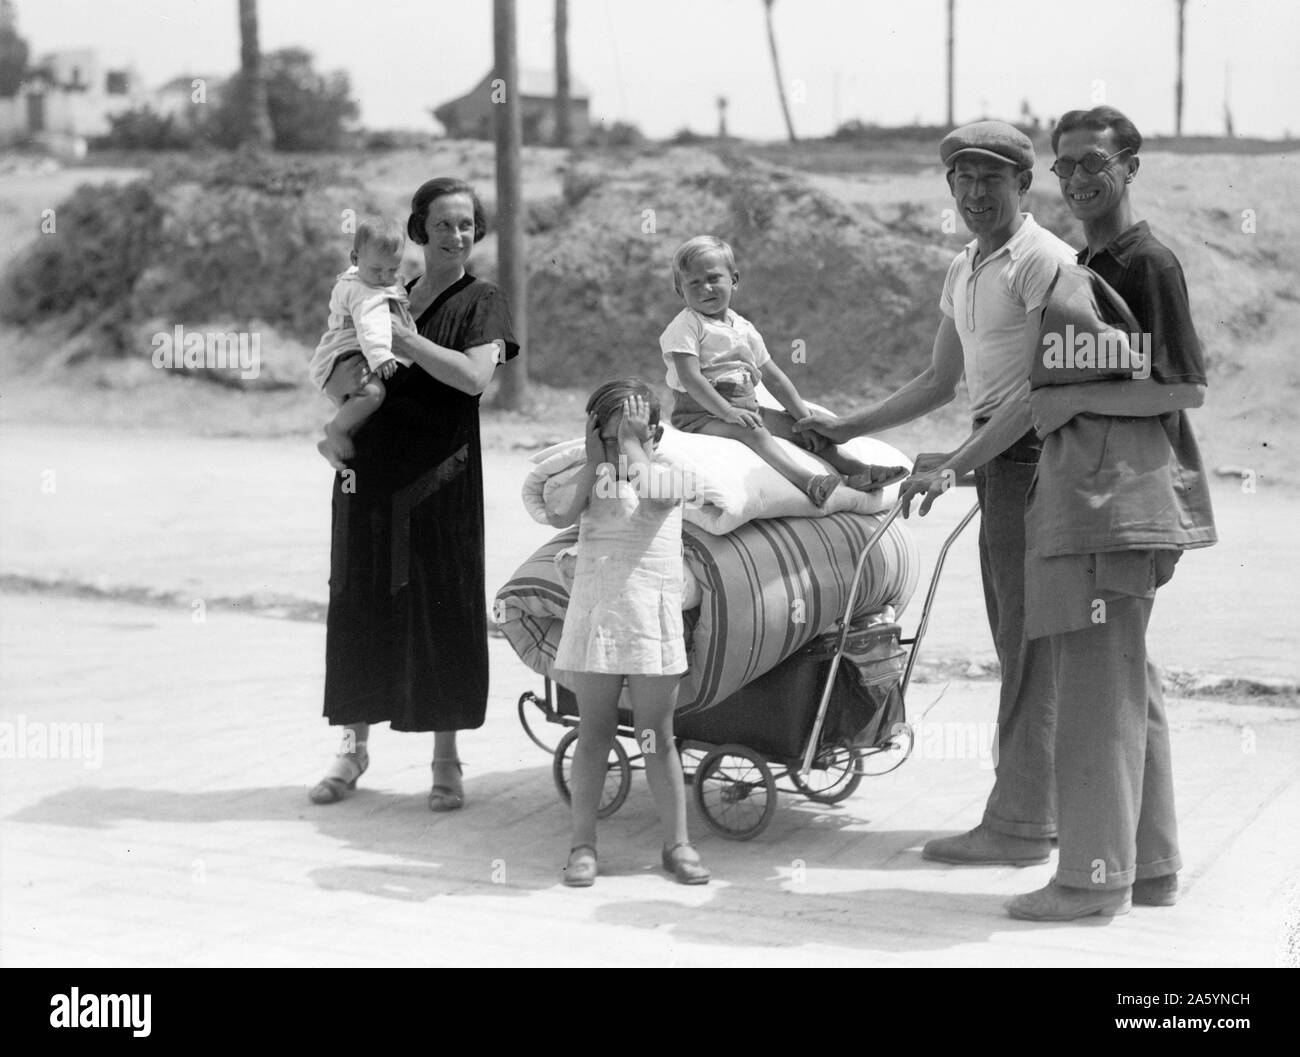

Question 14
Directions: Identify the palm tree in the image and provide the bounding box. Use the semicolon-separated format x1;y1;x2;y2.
762;0;797;142
238;0;274;149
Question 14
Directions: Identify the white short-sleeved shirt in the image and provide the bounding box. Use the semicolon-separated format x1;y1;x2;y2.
659;307;771;392
939;214;1077;420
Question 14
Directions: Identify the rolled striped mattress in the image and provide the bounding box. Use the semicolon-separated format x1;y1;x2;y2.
493;511;919;716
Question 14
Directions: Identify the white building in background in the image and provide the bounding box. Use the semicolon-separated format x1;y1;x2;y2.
0;47;145;149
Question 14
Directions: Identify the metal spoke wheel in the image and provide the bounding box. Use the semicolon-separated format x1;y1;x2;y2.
855;721;914;776
692;744;778;840
518;691;561;754
788;740;864;804
552;728;632;818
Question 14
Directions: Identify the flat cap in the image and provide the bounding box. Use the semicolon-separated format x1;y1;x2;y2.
940;120;1035;171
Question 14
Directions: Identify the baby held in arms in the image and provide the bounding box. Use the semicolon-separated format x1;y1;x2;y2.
660;235;905;507
308;217;415;469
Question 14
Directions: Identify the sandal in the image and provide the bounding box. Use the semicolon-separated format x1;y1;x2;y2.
563;844;598;887
804;474;842;509
844;465;910;492
662;842;711;885
428;757;465;812
309;747;369;805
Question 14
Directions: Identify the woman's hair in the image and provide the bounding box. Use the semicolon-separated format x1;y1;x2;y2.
407;177;487;245
353;216;406;257
671;235;736;295
1051;106;1143;157
586;378;662;432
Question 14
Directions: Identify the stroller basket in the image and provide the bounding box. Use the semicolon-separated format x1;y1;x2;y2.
810;623;907;750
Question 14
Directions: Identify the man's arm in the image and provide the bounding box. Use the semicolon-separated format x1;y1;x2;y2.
895;313;1035;517
1029;379;1205;436
946;381;1034;474
795;315;965;441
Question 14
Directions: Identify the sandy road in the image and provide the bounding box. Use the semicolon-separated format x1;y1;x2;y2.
0;424;1295;680
1;424;1298;967
1;590;1297;967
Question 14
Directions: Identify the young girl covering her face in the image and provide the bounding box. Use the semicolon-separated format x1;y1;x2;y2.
550;378;709;887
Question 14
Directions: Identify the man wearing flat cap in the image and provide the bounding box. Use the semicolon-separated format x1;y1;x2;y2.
797;120;1075;866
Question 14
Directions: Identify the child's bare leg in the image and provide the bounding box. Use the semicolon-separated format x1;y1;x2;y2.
762;410;906;490
567;672;625;851
692;419;820;492
318;379;385;468
761;409;867;474
627;674;688;848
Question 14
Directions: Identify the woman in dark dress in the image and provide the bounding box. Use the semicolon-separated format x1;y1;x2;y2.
310;177;518;810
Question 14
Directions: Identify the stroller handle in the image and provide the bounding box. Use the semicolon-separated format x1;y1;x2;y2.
797;470;980;777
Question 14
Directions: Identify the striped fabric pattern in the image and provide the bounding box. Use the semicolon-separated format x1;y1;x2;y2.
494;511;919;716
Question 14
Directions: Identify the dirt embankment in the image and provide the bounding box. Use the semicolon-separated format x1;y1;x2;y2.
1;142;1295;485
523;145;953;403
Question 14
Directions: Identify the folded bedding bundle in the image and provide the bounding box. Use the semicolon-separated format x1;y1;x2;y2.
494;511;920;716
523;425;913;536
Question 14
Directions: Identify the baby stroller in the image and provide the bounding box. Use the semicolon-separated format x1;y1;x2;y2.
517;470;979;840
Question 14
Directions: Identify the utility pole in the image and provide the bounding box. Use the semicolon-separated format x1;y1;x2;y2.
1175;0;1186;136
554;0;570;147
494;0;527;408
946;0;955;128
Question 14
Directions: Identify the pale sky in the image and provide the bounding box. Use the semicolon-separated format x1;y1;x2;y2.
15;0;1300;140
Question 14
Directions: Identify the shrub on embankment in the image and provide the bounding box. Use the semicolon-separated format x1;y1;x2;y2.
524;147;958;403
1;152;377;387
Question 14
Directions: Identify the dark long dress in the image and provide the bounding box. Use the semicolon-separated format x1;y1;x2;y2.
323;273;517;731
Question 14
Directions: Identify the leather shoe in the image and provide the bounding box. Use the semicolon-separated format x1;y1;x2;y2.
662;842;711;885
1006;881;1131;921
563;845;598;887
428;757;464;812
309;749;368;805
1133;873;1179;906
922;824;1051;866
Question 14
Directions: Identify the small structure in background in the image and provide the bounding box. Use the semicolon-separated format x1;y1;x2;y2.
0;47;142;152
717;95;728;140
154;74;224;133
432;68;590;144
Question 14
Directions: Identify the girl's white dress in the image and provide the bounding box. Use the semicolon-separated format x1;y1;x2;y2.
554;464;687;676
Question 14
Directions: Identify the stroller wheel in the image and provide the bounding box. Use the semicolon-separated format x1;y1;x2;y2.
788;741;864;804
553;728;632;818
855;721;914;776
692;744;778;840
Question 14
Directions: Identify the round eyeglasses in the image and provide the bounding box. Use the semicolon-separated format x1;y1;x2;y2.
1050;147;1133;179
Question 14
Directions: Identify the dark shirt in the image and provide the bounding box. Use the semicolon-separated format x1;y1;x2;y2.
1083;220;1206;386
1025;222;1217;556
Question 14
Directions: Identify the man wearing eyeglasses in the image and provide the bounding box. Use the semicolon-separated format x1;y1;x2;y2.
796;121;1076;866
1005;106;1216;919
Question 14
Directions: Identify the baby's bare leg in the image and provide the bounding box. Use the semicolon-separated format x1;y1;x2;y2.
318;378;386;469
